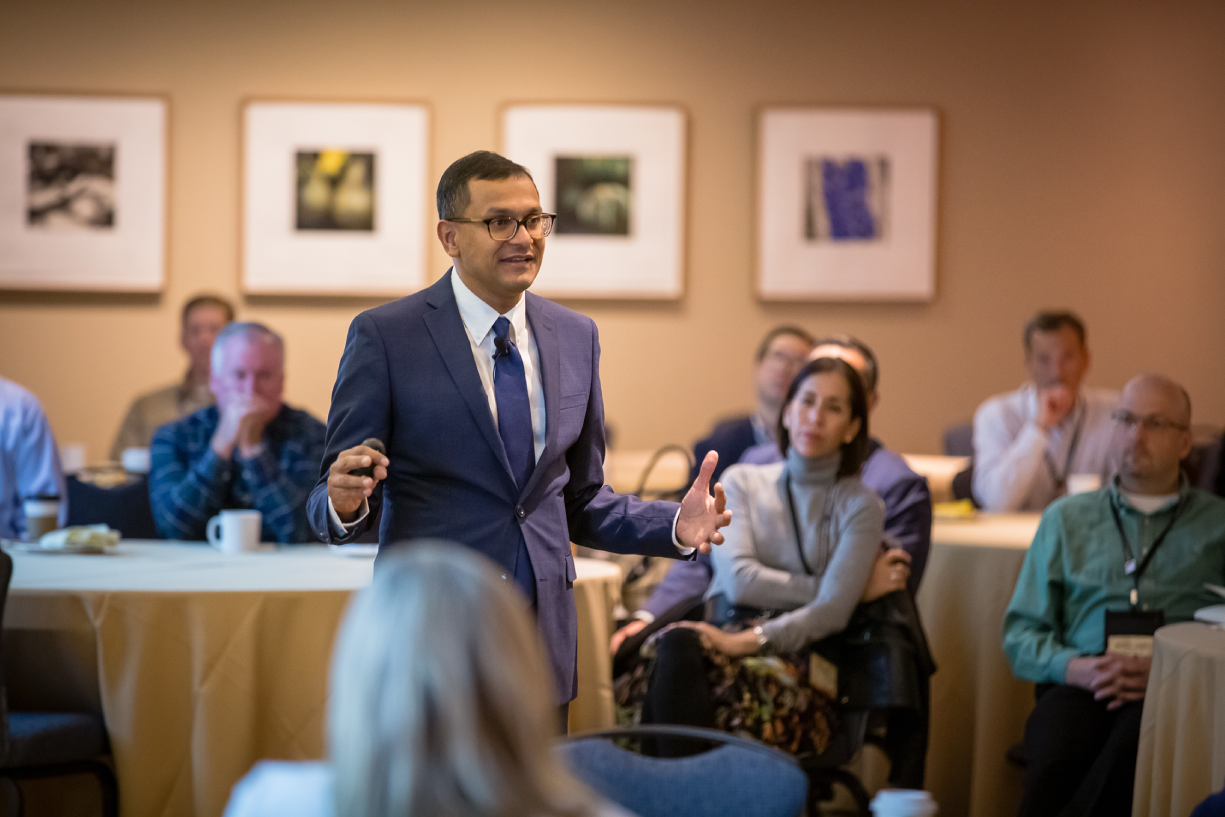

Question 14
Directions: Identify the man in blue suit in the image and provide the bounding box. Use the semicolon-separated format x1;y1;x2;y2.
307;151;731;709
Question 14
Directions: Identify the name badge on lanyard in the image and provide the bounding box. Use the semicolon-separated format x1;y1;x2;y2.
1105;495;1185;657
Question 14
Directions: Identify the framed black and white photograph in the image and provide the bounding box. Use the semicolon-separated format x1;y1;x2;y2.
0;93;166;291
242;100;429;296
757;108;938;301
502;104;686;299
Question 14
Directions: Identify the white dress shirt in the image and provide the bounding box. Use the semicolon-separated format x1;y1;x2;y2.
0;375;67;540
330;271;686;548
972;383;1119;512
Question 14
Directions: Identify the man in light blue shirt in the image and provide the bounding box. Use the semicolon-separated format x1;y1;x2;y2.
0;375;66;540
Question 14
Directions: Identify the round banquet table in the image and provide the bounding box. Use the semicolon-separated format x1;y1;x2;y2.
1132;621;1225;817
0;542;622;817
916;513;1041;817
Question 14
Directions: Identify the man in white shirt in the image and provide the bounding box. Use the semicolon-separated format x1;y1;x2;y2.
973;311;1118;512
0;375;67;540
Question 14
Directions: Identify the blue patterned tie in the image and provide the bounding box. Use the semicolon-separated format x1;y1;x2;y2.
492;316;535;490
492;316;537;604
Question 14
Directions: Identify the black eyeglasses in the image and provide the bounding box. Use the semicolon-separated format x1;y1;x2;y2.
1111;410;1189;433
447;213;556;241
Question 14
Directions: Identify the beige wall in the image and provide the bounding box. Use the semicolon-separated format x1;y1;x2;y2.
2;1;1224;465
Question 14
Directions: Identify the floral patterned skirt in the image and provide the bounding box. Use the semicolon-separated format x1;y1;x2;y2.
615;624;837;756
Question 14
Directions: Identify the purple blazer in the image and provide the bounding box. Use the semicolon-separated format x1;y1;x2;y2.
641;438;932;619
307;271;684;700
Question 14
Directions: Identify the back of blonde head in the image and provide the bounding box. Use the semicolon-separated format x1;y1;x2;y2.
328;541;597;817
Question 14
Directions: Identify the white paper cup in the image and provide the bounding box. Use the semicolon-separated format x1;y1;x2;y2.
22;496;61;542
121;447;152;474
870;788;938;817
206;510;262;554
1066;473;1102;495
60;443;86;475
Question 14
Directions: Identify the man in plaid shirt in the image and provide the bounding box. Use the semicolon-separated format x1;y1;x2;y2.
150;322;325;544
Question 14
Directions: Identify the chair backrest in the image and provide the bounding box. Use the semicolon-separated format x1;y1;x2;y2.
561;725;808;817
942;423;974;457
66;474;160;539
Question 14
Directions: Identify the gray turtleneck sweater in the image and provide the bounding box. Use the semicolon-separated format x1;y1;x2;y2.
707;448;886;653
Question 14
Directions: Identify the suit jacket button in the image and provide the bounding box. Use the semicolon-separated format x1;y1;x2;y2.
516;506;526;519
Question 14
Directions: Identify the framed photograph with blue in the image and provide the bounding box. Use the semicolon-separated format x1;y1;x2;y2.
501;104;687;299
756;107;938;301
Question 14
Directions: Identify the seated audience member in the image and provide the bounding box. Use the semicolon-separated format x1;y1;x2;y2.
973;311;1118;512
621;359;928;788
149;322;325;544
111;294;234;461
0;375;67;539
690;325;812;486
224;542;629;817
612;335;930;654
1003;374;1225;817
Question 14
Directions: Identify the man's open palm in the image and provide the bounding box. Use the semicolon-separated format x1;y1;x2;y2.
675;451;733;554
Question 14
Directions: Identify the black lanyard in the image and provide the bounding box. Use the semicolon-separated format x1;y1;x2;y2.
1109;494;1186;610
1042;406;1085;493
783;473;815;576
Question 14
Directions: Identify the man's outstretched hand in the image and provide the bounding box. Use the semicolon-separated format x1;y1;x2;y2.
675;450;733;554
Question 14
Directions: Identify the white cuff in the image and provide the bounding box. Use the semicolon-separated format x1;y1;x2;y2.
672;508;695;556
327;496;370;536
633;610;656;624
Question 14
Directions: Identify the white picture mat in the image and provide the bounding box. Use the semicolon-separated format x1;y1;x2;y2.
0;95;165;291
243;102;428;295
758;108;937;300
502;105;685;299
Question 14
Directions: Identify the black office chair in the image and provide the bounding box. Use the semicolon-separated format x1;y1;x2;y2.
0;549;119;816
66;472;159;539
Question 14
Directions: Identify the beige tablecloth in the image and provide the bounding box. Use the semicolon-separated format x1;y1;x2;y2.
918;513;1040;817
1;543;621;817
1133;621;1225;817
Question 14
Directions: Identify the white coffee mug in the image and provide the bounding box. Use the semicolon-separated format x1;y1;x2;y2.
22;496;61;542
870;788;938;817
1066;473;1102;495
206;510;262;554
121;447;152;474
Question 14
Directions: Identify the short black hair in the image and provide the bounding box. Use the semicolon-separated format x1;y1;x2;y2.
776;357;871;478
1024;311;1086;352
436;151;534;219
181;294;234;326
810;334;879;393
755;325;815;362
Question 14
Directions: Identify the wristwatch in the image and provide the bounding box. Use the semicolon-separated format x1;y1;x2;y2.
752;624;769;650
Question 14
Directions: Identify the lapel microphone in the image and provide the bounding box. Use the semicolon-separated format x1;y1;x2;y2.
350;438;386;478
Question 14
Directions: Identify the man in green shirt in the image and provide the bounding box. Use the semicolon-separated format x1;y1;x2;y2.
1003;373;1225;817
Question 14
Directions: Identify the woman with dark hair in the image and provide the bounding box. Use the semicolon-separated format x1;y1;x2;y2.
623;357;902;756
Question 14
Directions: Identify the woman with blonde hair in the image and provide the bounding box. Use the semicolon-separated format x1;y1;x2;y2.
225;541;627;817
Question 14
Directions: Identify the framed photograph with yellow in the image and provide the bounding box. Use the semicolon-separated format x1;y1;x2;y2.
242;100;429;296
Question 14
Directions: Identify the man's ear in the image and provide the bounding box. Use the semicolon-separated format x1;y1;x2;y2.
436;220;461;259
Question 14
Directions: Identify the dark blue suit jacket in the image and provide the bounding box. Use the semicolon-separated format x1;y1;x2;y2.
690;415;758;486
307;271;683;700
641;438;932;619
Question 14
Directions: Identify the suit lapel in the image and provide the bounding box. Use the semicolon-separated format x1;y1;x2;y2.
424;271;518;493
520;293;559;501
